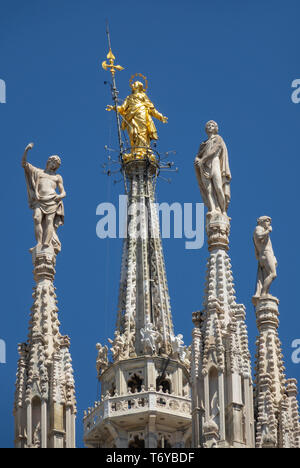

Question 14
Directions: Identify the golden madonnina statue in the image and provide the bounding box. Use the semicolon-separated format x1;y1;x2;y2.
107;77;167;158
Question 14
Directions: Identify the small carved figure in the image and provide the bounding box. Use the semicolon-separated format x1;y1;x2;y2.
32;422;41;448
253;216;278;300
140;319;161;354
22;143;66;253
171;333;188;362
194;121;231;215
96;343;109;375
108;331;126;361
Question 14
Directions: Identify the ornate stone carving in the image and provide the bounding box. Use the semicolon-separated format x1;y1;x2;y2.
192;134;255;448
170;333;189;364
140;320;162;355
108;331;127;362
14;154;76;448
96;343;109;376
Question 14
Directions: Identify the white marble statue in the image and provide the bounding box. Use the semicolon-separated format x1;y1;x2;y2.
96;343;109;375
253;216;278;299
171;333;187;362
108;330;126;361
194;121;231;215
140;320;161;354
22;143;66;253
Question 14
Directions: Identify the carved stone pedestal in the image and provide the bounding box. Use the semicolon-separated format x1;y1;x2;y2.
191;213;255;448
14;246;76;448
254;296;300;448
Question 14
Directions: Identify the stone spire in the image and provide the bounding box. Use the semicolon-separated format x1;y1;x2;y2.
192;122;255;448
14;145;76;448
252;218;300;448
84;158;192;448
191;213;255;448
84;49;192;447
14;248;76;448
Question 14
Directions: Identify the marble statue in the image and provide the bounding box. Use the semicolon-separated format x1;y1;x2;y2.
171;333;187;362
194;121;231;215
107;79;167;154
32;422;41;448
96;343;109;375
140;320;162;354
108;330;126;361
22;143;66;253
253;216;278;299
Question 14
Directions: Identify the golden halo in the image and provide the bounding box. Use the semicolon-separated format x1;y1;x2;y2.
129;73;148;91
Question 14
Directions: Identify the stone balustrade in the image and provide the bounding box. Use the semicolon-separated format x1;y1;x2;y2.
83;390;192;436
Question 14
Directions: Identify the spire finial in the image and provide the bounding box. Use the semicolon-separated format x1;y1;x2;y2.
102;22;124;77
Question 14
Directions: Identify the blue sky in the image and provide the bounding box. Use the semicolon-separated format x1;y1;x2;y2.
0;0;300;448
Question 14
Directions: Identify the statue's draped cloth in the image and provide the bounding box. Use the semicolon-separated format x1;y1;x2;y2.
195;135;231;210
24;163;64;251
118;92;162;149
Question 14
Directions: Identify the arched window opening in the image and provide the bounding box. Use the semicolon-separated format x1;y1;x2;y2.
128;374;143;393
209;367;219;426
31;397;41;448
156;377;171;394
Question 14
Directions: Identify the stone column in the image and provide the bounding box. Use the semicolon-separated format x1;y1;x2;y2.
254;295;300;448
146;414;157;448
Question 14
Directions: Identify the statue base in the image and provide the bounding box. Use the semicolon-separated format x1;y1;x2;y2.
206;212;230;251
30;244;57;282
122;150;158;166
252;294;279;307
253;294;280;330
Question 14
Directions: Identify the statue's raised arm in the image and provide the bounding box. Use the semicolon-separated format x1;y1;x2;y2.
21;142;34;168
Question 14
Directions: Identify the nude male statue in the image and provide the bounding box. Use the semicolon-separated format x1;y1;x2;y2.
22;143;66;253
194;121;231;215
253;216;278;299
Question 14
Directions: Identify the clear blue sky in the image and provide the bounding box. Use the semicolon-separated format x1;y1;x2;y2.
0;0;299;448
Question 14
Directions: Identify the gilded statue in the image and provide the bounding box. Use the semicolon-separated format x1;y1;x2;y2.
22;143;66;253
194;121;231;215
107;78;167;155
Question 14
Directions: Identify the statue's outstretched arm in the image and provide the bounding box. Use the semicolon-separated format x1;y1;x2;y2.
152;109;168;123
149;102;168;123
22;142;34;168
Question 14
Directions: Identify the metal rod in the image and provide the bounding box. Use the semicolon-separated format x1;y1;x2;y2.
105;23;124;162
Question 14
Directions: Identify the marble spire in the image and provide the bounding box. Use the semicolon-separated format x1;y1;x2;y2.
14;144;76;448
